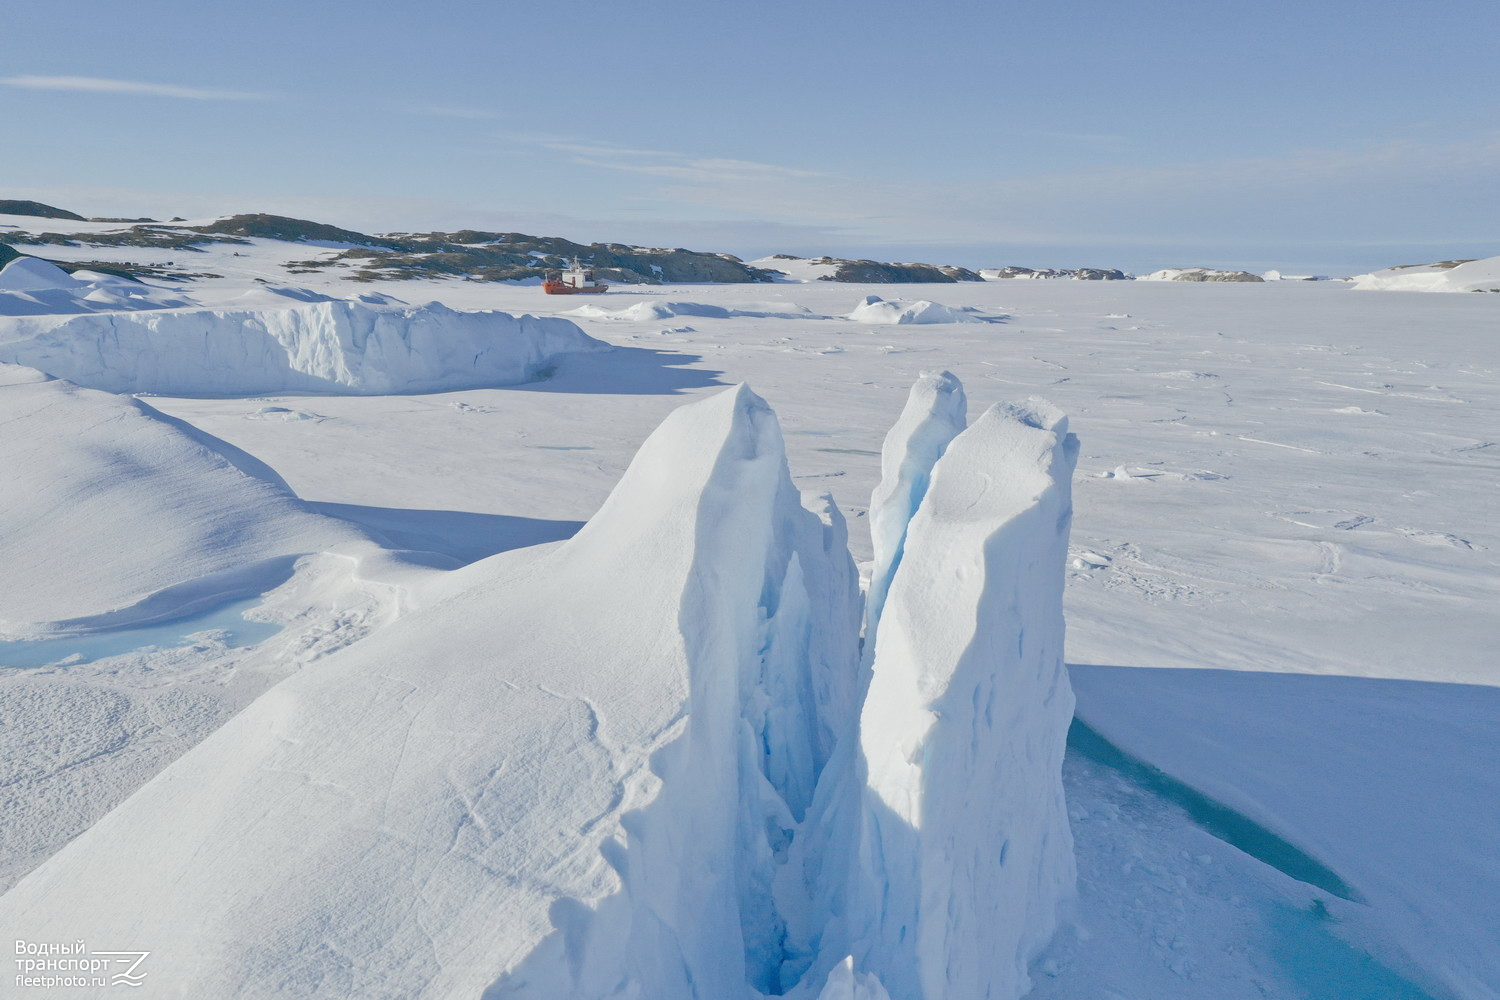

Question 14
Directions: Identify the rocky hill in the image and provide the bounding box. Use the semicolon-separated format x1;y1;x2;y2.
0;200;86;221
301;227;779;284
1138;267;1264;283
757;255;982;283
980;266;1127;280
0;210;779;285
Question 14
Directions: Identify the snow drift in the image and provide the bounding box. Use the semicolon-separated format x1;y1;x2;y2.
846;295;986;324
0;365;360;633
0;298;609;394
0;256;196;316
567;299;733;321
1351;255;1500;293
0;257;84;292
566;299;818;322
0;379;1079;1000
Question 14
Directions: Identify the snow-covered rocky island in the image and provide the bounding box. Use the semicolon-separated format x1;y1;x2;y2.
1;208;1497;1000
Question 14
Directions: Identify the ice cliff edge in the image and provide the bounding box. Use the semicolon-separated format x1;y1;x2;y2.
0;297;609;394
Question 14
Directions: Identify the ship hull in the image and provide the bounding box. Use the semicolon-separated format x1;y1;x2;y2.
542;281;609;295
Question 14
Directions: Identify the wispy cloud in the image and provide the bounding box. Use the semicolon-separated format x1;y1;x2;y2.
0;75;271;101
505;132;824;184
591;131;1500;248
518;135;680;159
401;103;500;121
1037;130;1129;146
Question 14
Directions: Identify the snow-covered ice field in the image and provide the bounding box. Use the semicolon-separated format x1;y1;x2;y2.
2;241;1496;998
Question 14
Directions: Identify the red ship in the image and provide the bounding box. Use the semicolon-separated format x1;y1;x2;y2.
542;259;609;295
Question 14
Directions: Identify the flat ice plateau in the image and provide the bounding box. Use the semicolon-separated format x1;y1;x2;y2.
1;235;1496;1000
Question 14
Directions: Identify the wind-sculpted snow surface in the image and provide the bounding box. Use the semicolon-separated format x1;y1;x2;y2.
0;378;1078;1000
567;299;820;321
855;398;1080;1000
1352;254;1500;293
0;298;608;394
0;365;360;632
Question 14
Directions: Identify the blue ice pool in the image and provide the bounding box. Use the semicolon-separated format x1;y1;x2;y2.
0;597;283;668
1268;902;1439;1000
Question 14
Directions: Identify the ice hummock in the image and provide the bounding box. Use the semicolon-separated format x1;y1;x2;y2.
863;370;968;659
489;385;863;1000
846;295;987;325
854;397;1080;1000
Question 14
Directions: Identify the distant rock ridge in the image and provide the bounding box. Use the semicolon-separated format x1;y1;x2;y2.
0;200;85;221
0;210;778;285
763;255;982;283
980;266;1127;281
1138;267;1264;283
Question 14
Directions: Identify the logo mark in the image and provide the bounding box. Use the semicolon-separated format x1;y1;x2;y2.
89;951;150;987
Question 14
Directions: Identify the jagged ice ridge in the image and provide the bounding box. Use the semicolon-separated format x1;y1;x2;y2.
0;376;1079;1000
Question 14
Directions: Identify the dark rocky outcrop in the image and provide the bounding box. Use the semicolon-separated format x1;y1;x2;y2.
1390;259;1476;270
983;265;1127;280
307;230;776;284
0;200;86;221
985;266;1066;279
192;214;388;247
0;211;777;284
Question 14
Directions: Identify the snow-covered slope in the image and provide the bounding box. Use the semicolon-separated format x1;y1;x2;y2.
0;256;84;291
0;298;609;395
752;255;844;282
0;366;361;632
1138;267;1264;282
1352;255;1500;293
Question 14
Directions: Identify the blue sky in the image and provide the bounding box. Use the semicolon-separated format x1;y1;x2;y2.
2;0;1496;273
